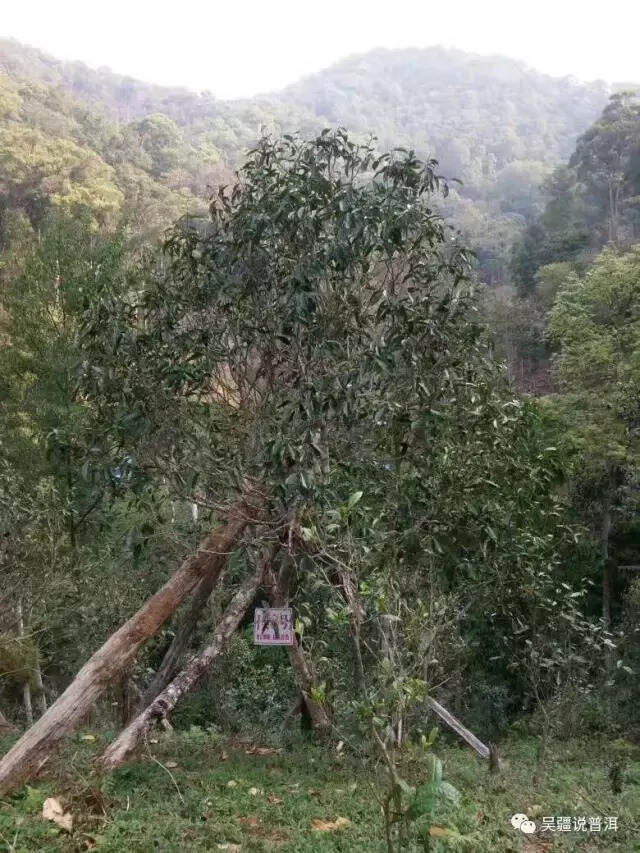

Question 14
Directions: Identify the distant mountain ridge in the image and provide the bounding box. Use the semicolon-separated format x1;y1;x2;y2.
0;38;629;280
0;38;615;170
276;47;614;183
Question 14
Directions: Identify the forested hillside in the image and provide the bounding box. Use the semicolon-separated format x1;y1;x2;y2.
0;39;617;279
502;89;640;610
279;48;608;187
1;37;640;853
277;49;618;282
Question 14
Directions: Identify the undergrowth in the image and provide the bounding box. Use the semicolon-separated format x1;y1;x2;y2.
0;730;639;851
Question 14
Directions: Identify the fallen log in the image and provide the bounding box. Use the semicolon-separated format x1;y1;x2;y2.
100;560;265;769
0;495;257;796
426;696;490;760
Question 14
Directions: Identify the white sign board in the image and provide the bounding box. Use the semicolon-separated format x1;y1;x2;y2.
253;607;294;646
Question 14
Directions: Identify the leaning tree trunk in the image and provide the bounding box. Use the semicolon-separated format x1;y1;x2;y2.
265;565;331;731
137;564;228;712
0;500;254;796
100;562;264;769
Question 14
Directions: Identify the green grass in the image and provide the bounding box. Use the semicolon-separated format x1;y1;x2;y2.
0;730;639;852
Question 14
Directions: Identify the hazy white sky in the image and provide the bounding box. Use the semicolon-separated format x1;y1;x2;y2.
1;0;639;98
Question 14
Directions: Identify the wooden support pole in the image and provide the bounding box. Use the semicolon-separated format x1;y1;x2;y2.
426;696;490;760
100;561;264;769
0;496;256;796
136;559;230;712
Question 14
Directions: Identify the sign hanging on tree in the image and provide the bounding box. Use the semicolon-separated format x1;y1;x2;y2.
253;608;294;646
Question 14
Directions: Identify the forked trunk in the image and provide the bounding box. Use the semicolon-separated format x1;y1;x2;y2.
137;565;227;712
0;499;254;796
100;562;264;769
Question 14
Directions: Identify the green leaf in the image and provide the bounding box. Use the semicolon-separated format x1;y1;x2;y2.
347;490;363;509
426;753;443;787
407;780;438;820
437;781;460;806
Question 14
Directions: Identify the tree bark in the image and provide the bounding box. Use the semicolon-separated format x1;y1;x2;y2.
0;498;255;796
602;502;613;633
601;479;616;673
22;682;34;728
426;696;490;760
608;180;617;244
16;601;33;727
117;674;142;728
264;565;331;731
100;561;264;769
284;641;332;731
137;563;227;712
339;569;366;698
32;653;47;717
488;742;501;774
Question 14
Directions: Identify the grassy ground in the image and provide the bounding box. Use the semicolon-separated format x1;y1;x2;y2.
0;729;639;852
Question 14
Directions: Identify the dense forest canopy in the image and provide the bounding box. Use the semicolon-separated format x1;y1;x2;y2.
278;48;609;184
0;39;621;279
1;35;640;852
